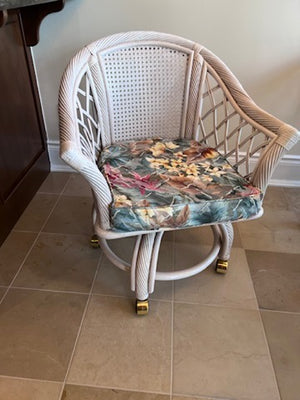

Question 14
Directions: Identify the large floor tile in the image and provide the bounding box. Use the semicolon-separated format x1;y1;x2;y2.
174;239;214;268
0;231;37;286
0;376;62;400
93;261;134;298
175;246;257;310
174;224;242;248
62;173;92;197
38;172;71;194
13;233;100;293
237;208;300;253
14;194;58;232
101;236;136;264
173;303;280;400
67;295;172;393
283;187;300;213
43;196;93;235
93;238;173;300
262;186;289;210
246;250;300;312
92;237;134;297
261;311;300;400
0;289;87;381
62;384;169;400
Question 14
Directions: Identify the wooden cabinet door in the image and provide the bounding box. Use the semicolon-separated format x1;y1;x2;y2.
0;10;50;245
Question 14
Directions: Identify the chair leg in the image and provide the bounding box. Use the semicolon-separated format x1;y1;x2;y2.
136;299;149;315
215;222;234;274
134;232;156;315
215;259;229;274
91;201;101;248
90;234;100;248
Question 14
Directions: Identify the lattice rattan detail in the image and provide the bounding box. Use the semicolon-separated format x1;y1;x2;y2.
76;68;102;161
197;67;272;177
100;45;190;142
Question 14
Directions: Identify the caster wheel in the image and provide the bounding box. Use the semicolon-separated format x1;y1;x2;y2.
136;299;149;315
90;234;100;248
215;259;228;274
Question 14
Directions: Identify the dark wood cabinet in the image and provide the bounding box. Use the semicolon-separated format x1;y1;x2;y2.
0;1;65;245
0;9;50;245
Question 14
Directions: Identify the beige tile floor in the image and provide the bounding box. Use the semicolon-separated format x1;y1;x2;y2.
0;172;299;400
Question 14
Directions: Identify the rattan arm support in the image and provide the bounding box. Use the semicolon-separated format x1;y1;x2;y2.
201;48;298;142
200;48;299;191
59;46;114;231
60;141;112;230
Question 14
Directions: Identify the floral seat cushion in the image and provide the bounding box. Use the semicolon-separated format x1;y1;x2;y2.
98;138;263;232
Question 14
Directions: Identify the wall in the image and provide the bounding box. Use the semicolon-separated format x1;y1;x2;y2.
32;0;300;185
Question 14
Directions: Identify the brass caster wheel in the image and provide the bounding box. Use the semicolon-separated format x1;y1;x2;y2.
136;299;149;315
215;259;228;274
90;234;100;248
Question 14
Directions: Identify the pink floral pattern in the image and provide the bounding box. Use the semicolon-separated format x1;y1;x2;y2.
98;138;263;232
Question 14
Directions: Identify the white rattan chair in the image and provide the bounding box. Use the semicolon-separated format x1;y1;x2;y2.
59;31;299;314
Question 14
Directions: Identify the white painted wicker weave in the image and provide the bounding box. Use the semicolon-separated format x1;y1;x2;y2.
59;31;299;307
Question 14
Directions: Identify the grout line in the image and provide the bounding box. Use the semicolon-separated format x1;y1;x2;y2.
12;230;97;240
63;381;170;396
47;193;92;200
3;289;172;303
0;374;63;385
0;239;37;306
242;248;260;311
7;283;294;316
172;300;260;312
257;309;282;400
37;173;73;196
10;286;90;296
0;176;72;306
12;229;40;234
57;252;104;400
91;292;172;302
38;191;67;195
280;186;293;209
173;392;235;400
74;291;285;314
244;246;300;256
259;308;300;316
77;292;135;300
37;191;91;198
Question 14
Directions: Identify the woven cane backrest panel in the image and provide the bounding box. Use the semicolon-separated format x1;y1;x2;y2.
99;44;191;143
75;67;102;161
197;67;271;177
73;42;272;177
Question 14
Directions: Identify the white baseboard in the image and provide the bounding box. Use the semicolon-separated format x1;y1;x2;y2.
48;140;73;172
48;140;300;187
267;155;300;187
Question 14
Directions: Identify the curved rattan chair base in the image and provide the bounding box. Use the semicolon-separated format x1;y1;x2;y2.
98;223;233;301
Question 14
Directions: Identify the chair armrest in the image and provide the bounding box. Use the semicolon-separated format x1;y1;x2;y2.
60;140;112;230
200;47;299;191
200;48;299;149
58;46;113;230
